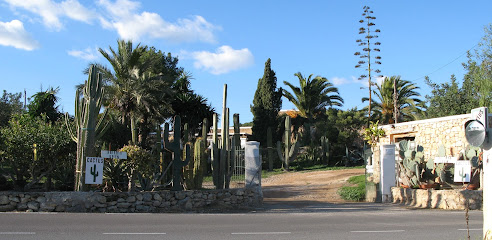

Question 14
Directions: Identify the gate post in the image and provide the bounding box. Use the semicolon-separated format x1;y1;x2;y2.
483;137;492;239
380;144;396;203
245;141;262;203
245;141;261;189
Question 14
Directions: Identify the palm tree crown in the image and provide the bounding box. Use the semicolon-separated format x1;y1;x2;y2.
368;76;423;124
98;39;173;144
282;72;344;122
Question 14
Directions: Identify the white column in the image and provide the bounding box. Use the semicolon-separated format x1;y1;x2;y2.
245;141;261;189
483;138;492;239
380;144;396;203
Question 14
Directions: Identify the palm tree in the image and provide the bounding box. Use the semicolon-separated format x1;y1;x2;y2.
366;76;423;124
28;87;62;123
282;72;344;123
98;39;172;145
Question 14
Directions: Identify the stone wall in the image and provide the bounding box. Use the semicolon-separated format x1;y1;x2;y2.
0;188;262;213
378;114;471;160
391;187;482;210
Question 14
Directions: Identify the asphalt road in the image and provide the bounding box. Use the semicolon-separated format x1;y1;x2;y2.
0;203;483;240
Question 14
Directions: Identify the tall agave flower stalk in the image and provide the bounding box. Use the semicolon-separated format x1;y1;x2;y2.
66;65;108;191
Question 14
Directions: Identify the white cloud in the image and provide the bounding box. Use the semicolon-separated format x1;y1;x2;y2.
97;0;220;42
331;76;358;86
67;47;99;61
0;20;39;50
192;46;254;75
4;0;95;31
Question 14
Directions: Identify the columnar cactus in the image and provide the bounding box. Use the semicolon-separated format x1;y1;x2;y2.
187;118;209;190
320;136;330;165
66;65;108;191
225;114;240;188
164;115;190;191
211;113;219;187
210;84;238;189
276;116;299;170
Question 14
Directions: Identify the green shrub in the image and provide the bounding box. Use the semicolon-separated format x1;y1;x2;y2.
337;174;365;201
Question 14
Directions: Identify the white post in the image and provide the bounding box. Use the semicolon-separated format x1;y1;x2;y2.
245;141;261;189
380;144;396;203
483;136;492;239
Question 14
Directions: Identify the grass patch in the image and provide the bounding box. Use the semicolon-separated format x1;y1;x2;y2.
337;174;365;201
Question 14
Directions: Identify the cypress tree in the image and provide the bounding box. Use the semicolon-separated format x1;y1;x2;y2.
250;58;282;146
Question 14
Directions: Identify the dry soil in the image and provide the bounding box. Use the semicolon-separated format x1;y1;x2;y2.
262;168;365;205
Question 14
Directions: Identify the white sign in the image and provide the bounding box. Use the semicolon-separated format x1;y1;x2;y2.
85;157;104;184
454;160;471;183
434;156;457;164
101;150;127;159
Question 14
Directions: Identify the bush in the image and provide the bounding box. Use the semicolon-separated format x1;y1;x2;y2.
337;174;365;201
0;114;75;191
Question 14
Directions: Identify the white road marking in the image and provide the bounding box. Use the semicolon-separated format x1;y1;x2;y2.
0;232;36;235
351;230;405;233
231;232;291;235
103;233;167;235
458;229;482;231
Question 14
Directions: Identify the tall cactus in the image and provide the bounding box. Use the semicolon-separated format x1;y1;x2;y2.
277;115;299;170
210;84;238;189
185;118;209;190
193;119;209;189
66;65;108;191
164;115;190;191
211;113;219;187
320;136;330;165
225;114;240;188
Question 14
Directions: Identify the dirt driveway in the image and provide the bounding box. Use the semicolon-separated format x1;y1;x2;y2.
261;168;365;208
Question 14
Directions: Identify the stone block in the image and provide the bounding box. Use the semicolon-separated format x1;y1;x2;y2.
136;194;143;201
175;192;186;200
159;202;171;208
55;205;66;212
142;193;152;201
117;202;131;208
96;195;107;203
0;205;15;211
40;202;57;212
0;195;9;205
17;203;28;211
27;201;39;211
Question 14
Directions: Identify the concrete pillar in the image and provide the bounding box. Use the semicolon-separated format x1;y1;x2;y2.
483;139;492;239
380;144;396;203
245;141;261;189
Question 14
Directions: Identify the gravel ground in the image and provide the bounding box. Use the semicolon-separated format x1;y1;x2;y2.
262;168;365;204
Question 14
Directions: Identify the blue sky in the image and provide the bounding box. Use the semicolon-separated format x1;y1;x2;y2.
0;1;491;124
